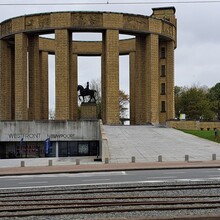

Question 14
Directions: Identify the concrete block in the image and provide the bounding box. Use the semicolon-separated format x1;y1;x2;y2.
131;156;135;163
76;159;80;165
21;161;25;167
48;160;53;166
185;155;189;162
105;158;109;164
212;154;216;160
158;155;162;162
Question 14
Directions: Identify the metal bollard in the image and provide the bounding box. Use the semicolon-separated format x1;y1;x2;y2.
212;154;216;161
76;159;80;165
21;161;25;167
158;155;162;162
48;160;53;166
131;156;136;163
185;155;189;162
105;158;109;164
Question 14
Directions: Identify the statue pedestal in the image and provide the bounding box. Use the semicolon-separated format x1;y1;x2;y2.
80;103;97;120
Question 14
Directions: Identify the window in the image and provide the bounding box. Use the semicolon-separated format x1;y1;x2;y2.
78;142;89;156
161;101;166;112
161;47;166;59
68;142;78;156
161;65;166;77
161;83;166;95
90;141;99;156
58;142;68;157
58;141;99;157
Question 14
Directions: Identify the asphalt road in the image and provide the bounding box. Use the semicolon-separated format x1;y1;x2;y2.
1;168;220;189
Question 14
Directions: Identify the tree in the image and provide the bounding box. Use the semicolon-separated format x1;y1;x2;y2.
174;86;184;118
208;83;220;120
89;78;102;118
119;90;129;119
175;85;215;120
49;109;55;120
89;78;101;103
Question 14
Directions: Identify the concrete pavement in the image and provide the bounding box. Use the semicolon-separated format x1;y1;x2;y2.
104;125;220;163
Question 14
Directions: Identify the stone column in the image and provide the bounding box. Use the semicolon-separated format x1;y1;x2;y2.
102;30;119;124
166;40;175;120
28;35;40;120
134;34;159;125
129;51;136;125
101;39;107;123
0;40;12;120
146;34;159;124
15;33;28;120
55;29;72;120
39;51;48;119
135;35;146;124
70;53;78;120
11;47;15;120
159;42;167;123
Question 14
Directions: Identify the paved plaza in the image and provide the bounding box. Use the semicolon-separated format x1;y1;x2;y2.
0;125;220;175
104;125;220;163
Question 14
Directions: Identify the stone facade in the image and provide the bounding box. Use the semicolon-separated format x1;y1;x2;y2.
0;8;177;125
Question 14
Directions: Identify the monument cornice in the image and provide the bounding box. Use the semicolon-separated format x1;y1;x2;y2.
0;11;176;42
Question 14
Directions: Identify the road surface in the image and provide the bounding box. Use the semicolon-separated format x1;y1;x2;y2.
1;168;220;189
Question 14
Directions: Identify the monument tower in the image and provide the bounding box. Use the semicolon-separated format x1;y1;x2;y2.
0;7;176;125
0;7;177;159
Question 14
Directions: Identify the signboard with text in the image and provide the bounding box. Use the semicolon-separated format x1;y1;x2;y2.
0;121;99;142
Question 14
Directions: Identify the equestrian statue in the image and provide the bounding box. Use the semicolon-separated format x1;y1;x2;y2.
77;82;96;103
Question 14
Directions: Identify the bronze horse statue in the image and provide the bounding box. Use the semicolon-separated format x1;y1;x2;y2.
77;85;96;103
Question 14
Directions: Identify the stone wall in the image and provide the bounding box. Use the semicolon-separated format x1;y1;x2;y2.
167;120;220;130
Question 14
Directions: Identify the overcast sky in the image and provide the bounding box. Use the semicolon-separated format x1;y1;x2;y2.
0;0;219;108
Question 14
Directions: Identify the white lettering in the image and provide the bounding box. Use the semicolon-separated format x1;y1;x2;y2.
50;134;75;139
8;133;41;140
8;133;75;140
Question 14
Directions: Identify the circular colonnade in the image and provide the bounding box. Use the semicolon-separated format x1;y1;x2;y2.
0;7;176;125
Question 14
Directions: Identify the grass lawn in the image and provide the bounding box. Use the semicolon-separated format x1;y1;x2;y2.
181;130;220;144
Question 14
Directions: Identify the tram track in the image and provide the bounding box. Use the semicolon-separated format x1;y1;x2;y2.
1;181;220;219
1;182;220;197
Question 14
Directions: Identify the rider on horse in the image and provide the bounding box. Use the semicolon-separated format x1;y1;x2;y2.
77;83;96;103
86;82;89;91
